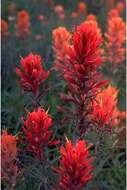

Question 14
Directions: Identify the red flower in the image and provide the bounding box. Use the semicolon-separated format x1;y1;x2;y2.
52;27;71;72
78;2;86;14
105;16;125;68
16;10;30;38
91;85;119;129
1;19;9;37
59;21;108;131
55;139;93;190
2;130;18;187
15;53;49;96
22;107;58;160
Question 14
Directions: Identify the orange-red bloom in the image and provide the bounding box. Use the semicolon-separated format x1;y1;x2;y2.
78;2;86;14
1;19;9;37
16;10;30;38
105;16;125;67
52;27;71;72
55;139;93;190
2;130;18;186
91;86;119;129
22;107;58;160
15;53;49;96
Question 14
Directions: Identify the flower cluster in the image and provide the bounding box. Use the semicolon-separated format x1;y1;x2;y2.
52;27;70;72
22;107;58;160
15;53;49;96
60;21;107;131
2;130;18;187
91;85;119;130
105;16;125;68
16;10;30;38
55;139;93;190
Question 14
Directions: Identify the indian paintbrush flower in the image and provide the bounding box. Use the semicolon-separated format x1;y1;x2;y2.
15;53;49;96
55;139;93;190
22;107;58;160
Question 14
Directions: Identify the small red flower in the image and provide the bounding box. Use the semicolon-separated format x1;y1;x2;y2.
2;130;18;186
91;86;119;129
52;27;71;72
55;139;93;190
16;10;30;38
105;16;125;67
54;5;64;15
1;19;9;37
78;2;86;14
22;107;58;160
15;53;49;96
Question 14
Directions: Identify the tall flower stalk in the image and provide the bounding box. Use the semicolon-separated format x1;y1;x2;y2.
52;26;71;73
105;15;125;72
56;21;108;132
2;130;19;189
16;10;30;39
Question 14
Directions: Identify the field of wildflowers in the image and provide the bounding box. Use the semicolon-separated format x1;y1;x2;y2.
1;0;126;190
